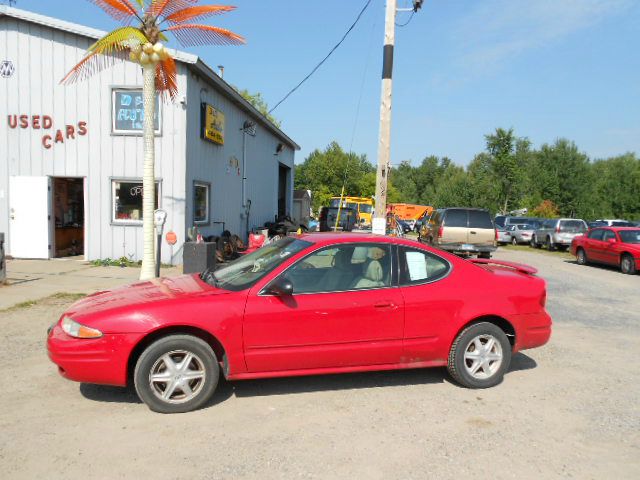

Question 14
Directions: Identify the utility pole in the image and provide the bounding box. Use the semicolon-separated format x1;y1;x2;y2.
373;0;423;234
372;0;397;233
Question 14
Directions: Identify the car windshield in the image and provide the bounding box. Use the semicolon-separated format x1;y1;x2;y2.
560;220;587;233
201;238;312;291
619;230;640;244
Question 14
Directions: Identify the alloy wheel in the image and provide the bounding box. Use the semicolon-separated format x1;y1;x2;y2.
149;350;207;404
463;335;503;380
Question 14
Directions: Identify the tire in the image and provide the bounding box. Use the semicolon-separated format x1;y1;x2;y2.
134;335;219;414
478;252;491;259
576;248;588;266
512;237;518;245
447;322;512;389
620;254;637;275
545;236;555;251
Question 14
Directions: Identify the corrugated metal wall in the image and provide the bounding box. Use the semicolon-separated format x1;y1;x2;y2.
185;73;295;240
0;16;188;264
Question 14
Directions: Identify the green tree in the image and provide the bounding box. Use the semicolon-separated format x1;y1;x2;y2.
235;88;281;127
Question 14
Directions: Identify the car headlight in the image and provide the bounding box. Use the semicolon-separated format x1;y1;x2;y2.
61;317;103;339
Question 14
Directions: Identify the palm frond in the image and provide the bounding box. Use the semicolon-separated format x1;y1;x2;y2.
167;24;245;47
60;50;129;85
155;56;179;100
61;27;148;84
164;5;236;24
150;0;197;18
89;26;149;55
88;0;139;23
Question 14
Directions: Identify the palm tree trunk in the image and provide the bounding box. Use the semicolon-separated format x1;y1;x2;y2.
140;64;157;280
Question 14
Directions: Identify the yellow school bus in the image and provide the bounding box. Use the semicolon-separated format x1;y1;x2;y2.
330;196;374;226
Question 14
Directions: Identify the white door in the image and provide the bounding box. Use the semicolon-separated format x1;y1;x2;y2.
9;176;51;259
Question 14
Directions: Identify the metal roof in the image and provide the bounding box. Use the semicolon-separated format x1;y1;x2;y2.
0;5;300;150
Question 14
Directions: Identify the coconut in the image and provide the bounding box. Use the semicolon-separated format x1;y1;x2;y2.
139;52;150;64
150;52;161;63
143;43;154;54
153;42;164;53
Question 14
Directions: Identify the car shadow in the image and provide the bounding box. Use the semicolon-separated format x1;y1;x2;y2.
79;352;537;407
563;259;621;273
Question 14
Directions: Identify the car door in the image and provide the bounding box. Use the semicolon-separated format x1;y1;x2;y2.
397;246;454;361
584;228;605;262
600;229;619;265
242;243;405;373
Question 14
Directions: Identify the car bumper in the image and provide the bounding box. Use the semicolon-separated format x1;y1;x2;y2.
511;311;552;352
47;323;141;387
438;243;497;255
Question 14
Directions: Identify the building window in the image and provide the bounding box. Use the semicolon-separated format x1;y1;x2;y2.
193;182;210;224
112;88;161;135
112;180;160;224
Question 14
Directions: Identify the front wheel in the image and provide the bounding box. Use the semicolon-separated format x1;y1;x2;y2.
545;237;555;251
576;248;588;265
134;335;219;414
620;254;637;275
448;323;511;389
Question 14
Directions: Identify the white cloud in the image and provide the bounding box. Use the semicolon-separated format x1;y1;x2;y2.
453;0;634;73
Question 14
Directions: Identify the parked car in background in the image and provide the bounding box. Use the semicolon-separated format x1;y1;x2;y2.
507;224;535;245
588;219;636;228
531;218;588;251
420;208;496;258
495;216;544;229
571;227;640;275
396;218;413;234
48;233;552;413
318;207;357;232
496;226;512;245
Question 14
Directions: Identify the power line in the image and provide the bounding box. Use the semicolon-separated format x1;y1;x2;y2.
395;10;414;27
268;0;374;114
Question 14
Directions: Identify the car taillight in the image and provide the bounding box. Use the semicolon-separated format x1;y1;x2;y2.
438;226;443;238
555;226;561;233
495;229;498;240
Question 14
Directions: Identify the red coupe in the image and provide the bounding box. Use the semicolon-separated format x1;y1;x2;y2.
571;227;640;274
48;234;552;413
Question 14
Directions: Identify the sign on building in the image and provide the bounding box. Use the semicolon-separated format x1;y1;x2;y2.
201;103;225;145
112;89;160;134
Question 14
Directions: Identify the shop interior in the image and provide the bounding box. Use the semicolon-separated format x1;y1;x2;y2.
53;177;84;257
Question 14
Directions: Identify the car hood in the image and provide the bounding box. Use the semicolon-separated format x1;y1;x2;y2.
64;274;224;320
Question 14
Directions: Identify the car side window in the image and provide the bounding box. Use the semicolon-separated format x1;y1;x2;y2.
602;230;616;242
283;244;392;294
588;229;604;241
399;247;450;285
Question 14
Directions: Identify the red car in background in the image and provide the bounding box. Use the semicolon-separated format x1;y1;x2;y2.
48;234;552;413
571;227;640;274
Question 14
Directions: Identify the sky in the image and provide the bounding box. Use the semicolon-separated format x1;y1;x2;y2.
10;0;640;166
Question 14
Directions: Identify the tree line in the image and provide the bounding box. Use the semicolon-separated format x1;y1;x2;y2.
294;129;640;221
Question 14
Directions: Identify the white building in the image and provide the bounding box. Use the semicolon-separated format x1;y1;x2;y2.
0;6;298;264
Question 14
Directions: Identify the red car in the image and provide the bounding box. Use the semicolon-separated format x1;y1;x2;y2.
48;234;552;413
571;227;640;274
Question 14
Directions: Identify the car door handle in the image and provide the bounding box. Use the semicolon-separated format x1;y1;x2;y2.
470;231;477;234
374;302;395;309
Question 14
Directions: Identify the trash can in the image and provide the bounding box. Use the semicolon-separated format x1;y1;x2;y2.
183;241;216;274
0;233;6;285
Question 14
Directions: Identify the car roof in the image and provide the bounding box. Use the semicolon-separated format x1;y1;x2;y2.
595;226;640;231
297;232;422;248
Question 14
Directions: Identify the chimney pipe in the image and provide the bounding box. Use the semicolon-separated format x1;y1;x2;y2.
217;65;224;79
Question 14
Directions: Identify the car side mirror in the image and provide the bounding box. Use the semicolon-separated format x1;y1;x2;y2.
266;277;294;296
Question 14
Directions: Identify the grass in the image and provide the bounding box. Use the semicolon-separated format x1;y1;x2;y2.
500;243;575;260
1;292;87;313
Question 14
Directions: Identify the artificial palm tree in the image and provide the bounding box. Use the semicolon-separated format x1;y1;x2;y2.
62;0;244;280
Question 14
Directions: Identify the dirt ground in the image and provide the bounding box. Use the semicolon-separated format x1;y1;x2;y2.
1;248;639;479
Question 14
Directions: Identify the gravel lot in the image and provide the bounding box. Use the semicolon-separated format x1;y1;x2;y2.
1;248;638;479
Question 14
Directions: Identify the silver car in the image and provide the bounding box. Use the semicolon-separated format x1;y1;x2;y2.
496;226;512;245
531;218;588;251
507;224;535;245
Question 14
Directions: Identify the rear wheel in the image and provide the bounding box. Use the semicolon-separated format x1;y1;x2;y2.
545;236;555;251
620;254;637;275
134;335;219;414
448;322;511;389
576;248;588;265
478;252;491;259
511;237;518;245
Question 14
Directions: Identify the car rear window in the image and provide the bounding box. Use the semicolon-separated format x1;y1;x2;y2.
560;220;586;233
444;209;468;227
468;210;494;229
